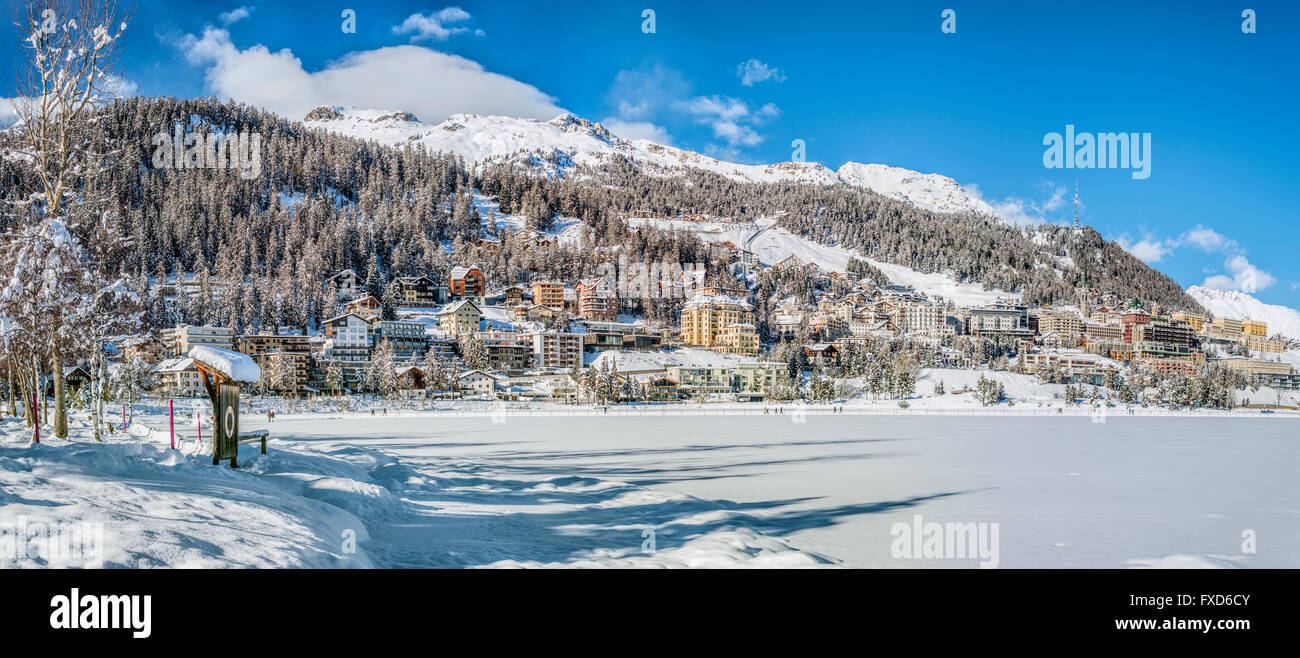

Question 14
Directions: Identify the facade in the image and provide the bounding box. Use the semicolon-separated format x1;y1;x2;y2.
120;335;164;364
900;302;945;337
679;294;757;349
449;265;486;299
526;330;583;370
438;300;483;336
161;324;236;357
968;304;1032;339
328;269;362;301
530;281;566;310
322;313;372;366
1021;350;1123;385
457;370;497;398
575;277;619;322
1242;319;1268;337
1037;309;1084;341
717;323;760;356
1171;312;1206;333
666;366;733;396
239;333;311;393
153;357;204;397
476;332;533;374
344;295;382;320
371;320;429;361
396;276;440;306
731;362;785;394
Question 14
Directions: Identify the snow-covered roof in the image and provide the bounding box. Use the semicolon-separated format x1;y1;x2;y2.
188;345;261;383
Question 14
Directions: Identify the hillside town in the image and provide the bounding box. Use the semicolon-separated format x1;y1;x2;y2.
97;251;1298;409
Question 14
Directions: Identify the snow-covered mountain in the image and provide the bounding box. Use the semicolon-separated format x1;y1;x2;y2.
302;106;996;218
1187;285;1300;340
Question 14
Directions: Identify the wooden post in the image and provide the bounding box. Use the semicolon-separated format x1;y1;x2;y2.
32;390;39;444
168;399;175;450
122;402;126;430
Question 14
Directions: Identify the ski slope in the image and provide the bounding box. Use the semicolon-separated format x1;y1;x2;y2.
630;217;1019;306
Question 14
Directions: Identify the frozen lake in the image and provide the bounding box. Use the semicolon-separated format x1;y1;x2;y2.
245;414;1300;568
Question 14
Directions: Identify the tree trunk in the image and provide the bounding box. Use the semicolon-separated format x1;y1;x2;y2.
6;359;15;417
52;344;68;438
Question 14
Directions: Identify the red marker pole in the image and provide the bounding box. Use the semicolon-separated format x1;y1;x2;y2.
122;402;127;430
196;407;202;447
169;399;175;450
32;391;39;444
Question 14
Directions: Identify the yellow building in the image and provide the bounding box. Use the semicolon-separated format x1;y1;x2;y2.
718;323;759;356
680;294;756;350
1242;319;1268;337
1208;317;1243;335
1238;333;1283;353
1171;312;1206;333
438;300;483;336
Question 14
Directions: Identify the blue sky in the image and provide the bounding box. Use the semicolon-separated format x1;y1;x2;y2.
3;0;1297;309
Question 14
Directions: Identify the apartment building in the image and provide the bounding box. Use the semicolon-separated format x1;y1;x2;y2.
575;277;619;322
968;304;1032;339
322;313;372;366
1242;319;1268;337
717;323;760;356
438;300;483;336
679;294;757;349
530;281;566;310
526;330;583;370
449;265;486;299
371;320;429;361
238;333;311;393
161;324;236;357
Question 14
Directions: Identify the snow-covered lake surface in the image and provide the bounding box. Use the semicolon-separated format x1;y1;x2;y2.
4;412;1295;568
240;414;1297;568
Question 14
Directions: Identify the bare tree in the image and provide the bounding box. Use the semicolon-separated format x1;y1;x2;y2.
2;0;128;438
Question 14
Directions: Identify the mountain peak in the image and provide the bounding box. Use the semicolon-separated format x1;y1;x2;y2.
303;107;998;219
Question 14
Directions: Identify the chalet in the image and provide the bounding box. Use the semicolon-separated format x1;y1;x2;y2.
396;365;427;391
647;376;680;402
44;365;91;397
804;343;841;368
513;304;561;323
457;370;497;398
344;295;382;320
328;269;362;301
488;285;526;307
396;276;441;307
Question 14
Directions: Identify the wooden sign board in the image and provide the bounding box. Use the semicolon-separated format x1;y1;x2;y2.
215;383;241;463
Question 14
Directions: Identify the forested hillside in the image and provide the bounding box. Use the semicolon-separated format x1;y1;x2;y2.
0;96;1204;336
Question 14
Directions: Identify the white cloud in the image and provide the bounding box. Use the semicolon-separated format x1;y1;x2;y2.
1200;255;1277;293
176;28;562;124
674;95;779;148
219;6;253;26
392;7;482;42
1107;223;1277;294
965;184;1070;227
1117;235;1172;264
737;59;785;87
600;118;672;144
1181;226;1231;252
